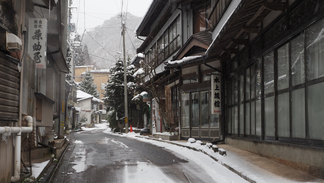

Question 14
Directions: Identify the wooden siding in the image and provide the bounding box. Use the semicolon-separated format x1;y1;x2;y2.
0;54;20;121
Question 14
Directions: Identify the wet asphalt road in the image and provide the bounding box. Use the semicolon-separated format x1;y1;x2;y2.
50;128;217;183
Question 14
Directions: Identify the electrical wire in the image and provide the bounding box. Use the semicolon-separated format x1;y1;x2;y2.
86;32;116;58
125;29;136;50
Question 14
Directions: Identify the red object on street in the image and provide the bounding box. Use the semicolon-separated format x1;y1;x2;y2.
130;125;133;132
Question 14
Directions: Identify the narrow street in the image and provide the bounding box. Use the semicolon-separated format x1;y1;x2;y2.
50;127;226;183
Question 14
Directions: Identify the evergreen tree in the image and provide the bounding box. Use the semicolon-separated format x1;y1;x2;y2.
104;59;139;130
79;71;99;98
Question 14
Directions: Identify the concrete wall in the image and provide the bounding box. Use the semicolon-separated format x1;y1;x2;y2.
0;131;14;183
77;99;92;125
91;72;110;99
74;66;93;82
226;138;324;178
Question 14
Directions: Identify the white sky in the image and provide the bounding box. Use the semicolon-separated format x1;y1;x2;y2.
70;0;153;34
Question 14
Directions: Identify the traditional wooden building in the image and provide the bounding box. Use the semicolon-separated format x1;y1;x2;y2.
205;0;324;178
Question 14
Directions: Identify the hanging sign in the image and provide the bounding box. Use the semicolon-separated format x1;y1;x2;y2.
211;74;221;114
28;18;47;69
66;48;73;81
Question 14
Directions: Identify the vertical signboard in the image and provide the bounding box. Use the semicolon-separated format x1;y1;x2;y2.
211;74;221;114
66;48;74;81
28;18;47;69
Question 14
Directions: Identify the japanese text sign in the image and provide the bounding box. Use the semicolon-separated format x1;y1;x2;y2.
28;18;47;69
211;74;221;114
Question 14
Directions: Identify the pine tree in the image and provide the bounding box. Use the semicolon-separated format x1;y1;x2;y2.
104;59;139;130
79;71;99;98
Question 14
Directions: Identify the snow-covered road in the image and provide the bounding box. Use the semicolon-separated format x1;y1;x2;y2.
49;123;249;183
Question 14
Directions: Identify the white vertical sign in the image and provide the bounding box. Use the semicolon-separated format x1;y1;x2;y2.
211;74;221;114
66;48;73;81
28;18;47;69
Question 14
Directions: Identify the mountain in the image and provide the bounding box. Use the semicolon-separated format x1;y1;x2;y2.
82;13;143;69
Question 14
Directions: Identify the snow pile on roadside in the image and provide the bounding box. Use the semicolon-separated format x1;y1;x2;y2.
102;129;303;183
32;160;50;178
81;123;109;131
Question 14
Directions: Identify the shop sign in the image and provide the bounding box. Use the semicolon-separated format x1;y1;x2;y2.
143;94;150;102
211;74;221;114
66;48;73;81
28;18;47;69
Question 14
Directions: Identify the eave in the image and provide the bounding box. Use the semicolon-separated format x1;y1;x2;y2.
206;0;287;59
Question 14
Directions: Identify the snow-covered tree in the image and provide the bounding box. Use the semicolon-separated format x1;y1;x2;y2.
79;71;99;98
104;59;147;130
133;50;174;132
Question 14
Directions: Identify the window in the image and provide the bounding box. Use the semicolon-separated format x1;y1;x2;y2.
182;76;198;84
264;52;274;95
193;3;211;33
146;16;181;65
181;93;190;128
291;34;305;86
292;88;305;138
306;18;324;80
277;43;289;90
245;68;251;135
307;82;324;140
191;92;199;127
226;6;324;143
201;92;209;128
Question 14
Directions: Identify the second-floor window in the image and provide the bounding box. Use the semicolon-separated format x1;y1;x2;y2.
193;2;212;33
146;16;181;66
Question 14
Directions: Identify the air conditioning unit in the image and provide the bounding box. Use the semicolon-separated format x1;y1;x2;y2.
0;31;22;52
5;32;22;52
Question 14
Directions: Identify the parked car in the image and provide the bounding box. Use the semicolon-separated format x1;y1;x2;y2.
140;127;150;135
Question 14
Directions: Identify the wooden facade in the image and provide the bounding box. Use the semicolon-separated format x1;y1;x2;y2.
0;53;20;121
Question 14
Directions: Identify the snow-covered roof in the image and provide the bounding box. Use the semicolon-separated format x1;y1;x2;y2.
74;107;81;112
127;64;135;69
133;68;145;77
75;65;94;68
90;69;110;73
166;56;202;65
140;91;148;96
77;90;103;103
137;53;145;58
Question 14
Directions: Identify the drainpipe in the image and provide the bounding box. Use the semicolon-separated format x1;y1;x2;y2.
0;116;33;182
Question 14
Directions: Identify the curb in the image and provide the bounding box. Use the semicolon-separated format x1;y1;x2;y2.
136;136;256;183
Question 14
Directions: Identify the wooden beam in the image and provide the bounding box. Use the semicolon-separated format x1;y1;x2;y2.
263;1;288;12
223;48;239;54
231;38;249;46
243;26;261;33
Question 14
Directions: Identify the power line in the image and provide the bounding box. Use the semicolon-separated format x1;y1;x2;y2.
125;29;136;51
86;32;116;58
88;54;113;61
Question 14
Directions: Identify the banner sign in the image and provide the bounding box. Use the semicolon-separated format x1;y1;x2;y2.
28;18;47;69
211;74;221;114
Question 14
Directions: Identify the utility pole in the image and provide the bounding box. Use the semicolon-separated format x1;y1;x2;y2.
122;21;128;133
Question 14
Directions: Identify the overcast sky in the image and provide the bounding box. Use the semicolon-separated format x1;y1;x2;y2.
71;0;153;34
